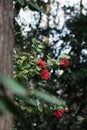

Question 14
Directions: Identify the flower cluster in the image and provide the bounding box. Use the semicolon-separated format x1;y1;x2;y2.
38;59;50;80
53;107;69;118
38;57;69;80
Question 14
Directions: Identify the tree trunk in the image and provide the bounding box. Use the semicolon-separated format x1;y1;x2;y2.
0;0;13;130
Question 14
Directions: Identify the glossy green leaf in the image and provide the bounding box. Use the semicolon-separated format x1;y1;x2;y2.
38;105;43;112
36;66;41;71
37;48;42;52
17;0;25;6
38;81;47;87
28;1;40;11
32;38;37;44
25;98;37;106
0;73;27;97
38;45;45;49
33;89;66;107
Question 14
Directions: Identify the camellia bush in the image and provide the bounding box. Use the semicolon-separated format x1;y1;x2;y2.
13;38;70;130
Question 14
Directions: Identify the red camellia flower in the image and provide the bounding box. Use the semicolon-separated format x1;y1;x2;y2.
53;109;64;118
65;107;69;113
59;58;69;67
38;59;46;69
40;69;50;80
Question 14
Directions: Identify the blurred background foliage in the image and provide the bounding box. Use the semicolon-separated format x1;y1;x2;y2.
13;0;87;130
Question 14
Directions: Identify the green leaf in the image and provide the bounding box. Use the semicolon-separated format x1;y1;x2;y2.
26;107;32;112
36;66;41;71
0;73;27;97
21;56;27;61
33;89;66;107
21;106;26;110
38;81;47;87
37;48;42;52
38;45;45;49
12;128;18;130
25;98;37;106
23;70;29;74
32;38;37;44
38;105;43;112
17;0;26;6
28;1;40;11
58;54;70;60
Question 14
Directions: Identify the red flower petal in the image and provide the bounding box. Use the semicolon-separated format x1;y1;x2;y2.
38;59;46;69
40;69;50;80
53;109;64;118
59;58;69;67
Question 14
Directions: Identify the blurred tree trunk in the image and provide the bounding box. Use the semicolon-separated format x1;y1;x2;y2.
0;0;13;130
45;0;50;45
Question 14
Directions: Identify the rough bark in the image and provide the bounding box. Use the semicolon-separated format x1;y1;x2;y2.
0;0;13;130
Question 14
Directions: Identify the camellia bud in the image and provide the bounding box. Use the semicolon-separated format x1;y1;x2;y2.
65;107;69;112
